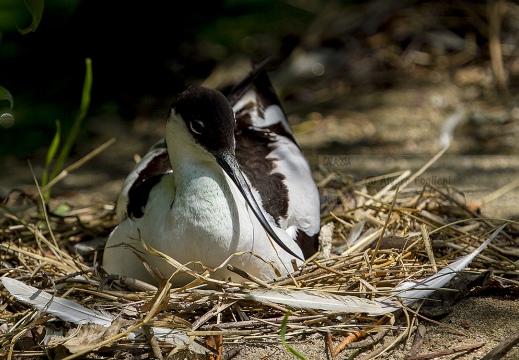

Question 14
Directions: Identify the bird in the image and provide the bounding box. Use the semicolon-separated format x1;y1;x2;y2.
102;63;320;286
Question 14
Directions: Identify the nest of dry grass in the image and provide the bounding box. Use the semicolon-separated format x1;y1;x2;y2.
1;147;518;360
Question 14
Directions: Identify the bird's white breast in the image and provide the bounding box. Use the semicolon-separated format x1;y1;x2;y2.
103;162;303;286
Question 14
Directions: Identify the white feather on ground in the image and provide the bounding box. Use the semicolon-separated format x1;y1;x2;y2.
372;224;506;315
1;277;208;354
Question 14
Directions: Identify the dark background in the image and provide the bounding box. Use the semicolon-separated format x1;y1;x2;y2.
4;0;516;159
2;0;519;212
0;0;316;158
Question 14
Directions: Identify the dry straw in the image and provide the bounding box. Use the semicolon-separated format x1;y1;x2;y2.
1;145;517;359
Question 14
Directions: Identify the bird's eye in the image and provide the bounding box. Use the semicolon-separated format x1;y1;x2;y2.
189;119;205;135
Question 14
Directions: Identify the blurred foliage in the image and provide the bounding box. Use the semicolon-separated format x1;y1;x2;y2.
0;85;13;108
0;0;82;159
0;0;80;34
16;0;44;34
198;0;313;56
0;0;322;159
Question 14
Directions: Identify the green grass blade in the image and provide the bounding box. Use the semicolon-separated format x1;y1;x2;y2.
77;58;93;121
49;58;92;183
41;119;61;191
280;311;307;360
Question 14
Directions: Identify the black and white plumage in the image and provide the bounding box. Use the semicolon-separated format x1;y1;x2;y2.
103;66;320;286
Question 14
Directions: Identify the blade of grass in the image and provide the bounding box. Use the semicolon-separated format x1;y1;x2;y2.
49;58;93;183
41;137;116;192
41;119;61;197
280;311;307;360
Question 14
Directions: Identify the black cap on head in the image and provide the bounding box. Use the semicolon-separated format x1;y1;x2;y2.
170;86;235;155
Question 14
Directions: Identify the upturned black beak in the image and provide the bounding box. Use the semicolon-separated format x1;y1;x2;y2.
216;152;304;262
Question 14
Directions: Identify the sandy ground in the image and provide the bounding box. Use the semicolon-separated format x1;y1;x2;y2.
186;295;517;360
200;297;518;360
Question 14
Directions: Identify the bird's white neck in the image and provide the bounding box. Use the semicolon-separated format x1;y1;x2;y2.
166;118;218;181
164;121;238;248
